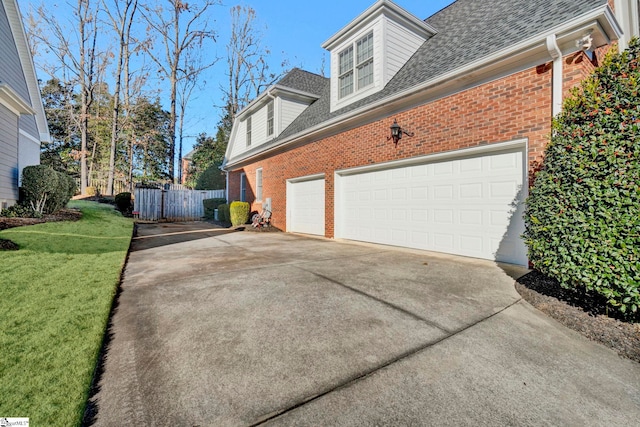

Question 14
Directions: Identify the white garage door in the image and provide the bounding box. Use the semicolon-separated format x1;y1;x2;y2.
287;176;325;236
336;146;527;265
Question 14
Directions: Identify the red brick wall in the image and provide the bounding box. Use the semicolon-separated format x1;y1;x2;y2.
227;57;591;237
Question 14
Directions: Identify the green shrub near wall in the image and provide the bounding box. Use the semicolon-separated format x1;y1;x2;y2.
21;165;75;214
203;198;226;219
523;38;640;317
230;201;250;226
218;203;230;223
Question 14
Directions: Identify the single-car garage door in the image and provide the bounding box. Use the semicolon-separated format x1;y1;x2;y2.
287;175;325;236
335;144;527;265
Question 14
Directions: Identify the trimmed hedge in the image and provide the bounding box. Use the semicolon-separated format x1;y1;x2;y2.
218;203;230;223
230;201;250;226
21;165;75;214
203;198;226;219
523;38;640;317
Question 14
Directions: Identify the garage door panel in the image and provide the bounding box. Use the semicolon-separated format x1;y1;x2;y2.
288;178;325;236
337;148;527;265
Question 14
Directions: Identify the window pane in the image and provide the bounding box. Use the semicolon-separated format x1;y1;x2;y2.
339;46;353;75
267;102;274;136
357;59;374;89
356;32;373;64
339;71;353;98
246;116;252;146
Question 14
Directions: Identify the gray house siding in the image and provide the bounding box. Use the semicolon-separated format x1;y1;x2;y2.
0;3;29;102
19;114;38;137
0;104;19;205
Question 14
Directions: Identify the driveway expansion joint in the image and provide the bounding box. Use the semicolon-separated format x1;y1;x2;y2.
250;296;524;426
297;267;452;334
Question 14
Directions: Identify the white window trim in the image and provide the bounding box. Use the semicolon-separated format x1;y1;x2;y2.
337;31;374;100
256;168;263;202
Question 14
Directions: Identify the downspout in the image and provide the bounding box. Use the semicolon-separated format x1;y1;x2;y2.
546;34;563;117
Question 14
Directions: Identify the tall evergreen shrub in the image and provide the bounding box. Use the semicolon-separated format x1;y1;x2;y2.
524;39;640;316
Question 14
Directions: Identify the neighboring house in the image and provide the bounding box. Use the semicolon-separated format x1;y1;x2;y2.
223;0;638;266
0;0;50;209
181;149;195;185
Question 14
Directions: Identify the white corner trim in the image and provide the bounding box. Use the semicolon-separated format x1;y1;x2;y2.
19;129;41;144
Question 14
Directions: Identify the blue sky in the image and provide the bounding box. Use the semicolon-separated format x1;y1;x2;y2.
22;0;455;158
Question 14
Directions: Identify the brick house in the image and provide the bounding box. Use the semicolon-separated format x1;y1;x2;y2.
222;0;638;266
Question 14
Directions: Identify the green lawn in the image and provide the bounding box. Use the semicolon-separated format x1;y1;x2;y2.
0;201;133;426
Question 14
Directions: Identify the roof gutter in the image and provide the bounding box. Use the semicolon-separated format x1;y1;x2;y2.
225;4;620;170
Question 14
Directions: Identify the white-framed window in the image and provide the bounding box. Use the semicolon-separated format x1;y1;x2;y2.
246;116;252;146
256;168;263;201
240;173;246;202
338;31;373;99
356;32;374;89
338;45;354;98
267;102;274;136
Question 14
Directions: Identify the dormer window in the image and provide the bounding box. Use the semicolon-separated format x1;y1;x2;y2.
338;31;374;99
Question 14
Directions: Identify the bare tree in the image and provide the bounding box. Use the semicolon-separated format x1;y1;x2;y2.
102;0;138;195
176;51;202;183
139;0;219;182
221;5;287;125
30;0;105;194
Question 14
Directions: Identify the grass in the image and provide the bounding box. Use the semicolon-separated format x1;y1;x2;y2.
0;201;133;426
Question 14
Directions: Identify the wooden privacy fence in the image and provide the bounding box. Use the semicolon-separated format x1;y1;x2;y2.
134;188;225;221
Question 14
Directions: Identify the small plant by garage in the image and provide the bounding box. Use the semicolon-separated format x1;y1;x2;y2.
524;39;640;318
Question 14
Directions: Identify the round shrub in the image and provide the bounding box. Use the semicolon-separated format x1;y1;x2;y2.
21;166;75;214
230;201;250;226
115;192;132;213
523;38;640;317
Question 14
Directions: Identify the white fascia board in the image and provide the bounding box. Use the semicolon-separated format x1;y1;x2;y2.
5;0;51;143
225;5;620;170
0;84;35;115
322;0;436;50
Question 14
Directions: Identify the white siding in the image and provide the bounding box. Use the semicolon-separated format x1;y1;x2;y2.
0;104;19;204
229;96;314;160
230;120;247;158
280;97;310;132
384;17;425;84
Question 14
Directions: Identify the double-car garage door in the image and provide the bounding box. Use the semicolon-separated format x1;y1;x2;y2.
288;143;528;265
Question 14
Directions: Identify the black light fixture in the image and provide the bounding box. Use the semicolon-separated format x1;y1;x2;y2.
387;119;414;146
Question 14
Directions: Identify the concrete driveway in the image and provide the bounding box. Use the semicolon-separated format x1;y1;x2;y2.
90;223;640;426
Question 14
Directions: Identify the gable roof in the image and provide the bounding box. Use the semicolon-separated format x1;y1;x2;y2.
226;0;616;168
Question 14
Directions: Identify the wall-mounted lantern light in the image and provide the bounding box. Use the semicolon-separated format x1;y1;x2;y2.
387;119;414;146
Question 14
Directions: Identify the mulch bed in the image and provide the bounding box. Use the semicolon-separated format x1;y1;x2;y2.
0;238;19;250
0;208;83;231
516;270;640;363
